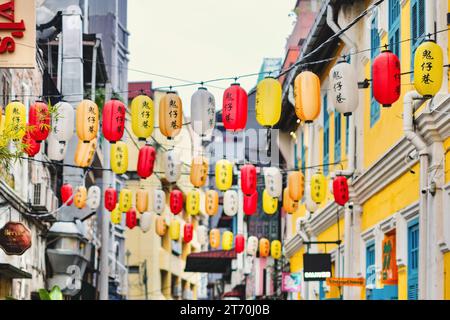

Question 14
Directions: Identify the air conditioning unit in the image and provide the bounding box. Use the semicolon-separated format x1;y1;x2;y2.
46;188;57;213
31;162;44;184
30;183;47;211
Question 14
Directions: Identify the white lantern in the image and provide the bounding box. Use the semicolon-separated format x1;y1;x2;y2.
47;134;67;161
87;186;101;210
247;236;258;256
51;101;75;143
164;150;182;183
153;189;166;214
190;87;216;137
223;190;238;217
264;167;282;198
329;61;359;116
140;212;152;233
197;225;209;245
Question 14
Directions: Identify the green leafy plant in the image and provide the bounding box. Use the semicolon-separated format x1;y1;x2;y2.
38;286;63;300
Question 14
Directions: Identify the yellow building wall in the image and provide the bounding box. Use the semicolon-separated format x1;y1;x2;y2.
317;217;345;253
445;252;450;299
397;266;408;300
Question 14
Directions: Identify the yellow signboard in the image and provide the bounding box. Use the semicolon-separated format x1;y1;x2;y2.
326;278;366;287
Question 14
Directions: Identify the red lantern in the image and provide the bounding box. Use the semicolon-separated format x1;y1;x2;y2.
235;234;245;254
241;164;257;195
61;184;73;206
104;187;118;212
29;101;50;142
126;208;137;229
372;50;401;108
183;223;194;243
333;176;350;206
102;99;126;143
137;145;156;179
222;83;248;131
170;190;183;215
22;131;40;157
243;191;258;216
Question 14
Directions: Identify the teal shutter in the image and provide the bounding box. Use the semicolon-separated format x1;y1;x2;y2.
411;0;426;76
370;15;380;127
388;0;401;56
294;144;298;169
345;116;350;155
366;241;376;300
323;95;329;176
334;112;341;163
408;219;419;300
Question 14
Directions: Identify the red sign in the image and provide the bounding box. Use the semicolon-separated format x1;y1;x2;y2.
0;222;32;256
381;233;398;285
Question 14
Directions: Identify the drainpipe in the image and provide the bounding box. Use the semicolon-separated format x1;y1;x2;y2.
403;90;429;300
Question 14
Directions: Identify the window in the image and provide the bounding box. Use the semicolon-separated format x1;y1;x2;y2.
323;95;329;176
345;116;350;155
366;241;376;299
411;0;425;72
408;219;419;300
370;15;380;127
334;112;341;163
389;0;401;56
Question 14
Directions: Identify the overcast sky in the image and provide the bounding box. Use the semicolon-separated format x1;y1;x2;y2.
128;0;296;116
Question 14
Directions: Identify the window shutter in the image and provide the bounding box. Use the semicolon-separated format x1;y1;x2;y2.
418;0;425;38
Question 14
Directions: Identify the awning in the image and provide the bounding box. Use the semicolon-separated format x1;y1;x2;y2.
185;250;236;273
0;264;32;279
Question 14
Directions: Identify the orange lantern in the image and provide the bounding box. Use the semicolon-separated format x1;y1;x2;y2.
210;229;220;249
190;156;209;188
136;189;149;213
283;188;298;214
294;71;321;123
205;190;219;216
155;215;168;237
288;171;305;202
259;238;270;258
74;138;97;168
74;186;87;209
76;99;99;143
159;92;182;139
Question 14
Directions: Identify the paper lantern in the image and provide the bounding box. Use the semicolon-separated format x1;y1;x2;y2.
190;156;208;188
51;101;74;144
4;101;26;140
47;135;67;161
288;171;305;202
373;50;401;107
222;83;248;131
183;223;194;244
329;61;359;116
235;234;245;254
333;176;350;206
110;141;129;175
153;189;166;214
223;190;238;217
197;226;208;245
137;145;156;179
74;186;87;210
294;71;321;123
102;99;126;143
283;188;298;214
264;167;282;198
205;190;219;216
243;191;258;216
215;159;233;191
74;138;97;168
104;187;118;212
164;150;182;183
159;92;182;139
136;189;149;213
87;186;101;211
191;87;216;137
241;164;257;196
119;189;132;212
111;205;122;225
140;212;152;233
259;238;270;258
222;231;234;251
61;184;73;206
255;77;282;127
247;236;258;256
311;172;326;204
76;99;99;143
170;190;183;215
186;189;200;216
169;220;181;241
210;229;220;249
263;190;278;215
305;185;318;213
22;131;40;157
28;101;50;142
131;95;154;141
155;215;168;237
414;40;443;98
271;240;282;260
126;208;137;230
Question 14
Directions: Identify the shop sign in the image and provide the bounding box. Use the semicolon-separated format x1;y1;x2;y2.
303;253;332;282
0;221;32;256
326;278;365;287
282;273;301;292
381;233;398;285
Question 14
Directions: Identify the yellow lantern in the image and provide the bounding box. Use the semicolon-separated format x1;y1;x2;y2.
186;189;200;216
255;77;282;127
222;231;234;251
111;205;122;225
110;141;129;175
136;189;149;213
294;71;321;123
262;189;278;215
190;156;209;188
288;171;305;202
4;101;26;141
76;99;99;143
283;188;298;214
414;40;443;98
159;92;182;139
271;240;282;260
74;138;97;168
205;190;219;216
215;159;233;191
119;189;132;212
210;229;220;249
311;172;326;204
259;238;270;258
74;186;87;209
131;95;154;141
155;215;168;237
169;219;181;241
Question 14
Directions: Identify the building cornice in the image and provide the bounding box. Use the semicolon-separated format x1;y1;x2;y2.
306;201;344;236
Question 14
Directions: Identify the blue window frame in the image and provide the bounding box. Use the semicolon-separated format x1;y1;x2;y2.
323;95;329;176
389;0;401;56
408;219;419;300
370;15;380;127
345;116;350;155
410;0;425;74
366;241;376;299
334;112;341;163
